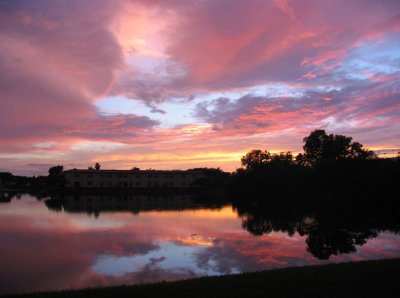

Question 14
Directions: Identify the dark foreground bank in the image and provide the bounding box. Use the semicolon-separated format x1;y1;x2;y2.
3;259;399;298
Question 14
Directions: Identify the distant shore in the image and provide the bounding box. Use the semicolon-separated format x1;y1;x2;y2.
3;259;399;298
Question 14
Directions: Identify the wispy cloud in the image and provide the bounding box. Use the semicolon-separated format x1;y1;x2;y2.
1;0;399;174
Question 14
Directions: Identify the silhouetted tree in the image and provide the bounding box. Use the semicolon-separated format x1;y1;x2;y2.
188;167;231;188
188;167;225;174
230;130;397;197
270;152;295;165
303;130;375;166
241;150;271;170
349;142;376;159
295;153;307;166
47;165;65;187
48;165;63;176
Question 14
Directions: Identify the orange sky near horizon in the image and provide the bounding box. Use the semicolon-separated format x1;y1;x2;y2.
0;0;399;175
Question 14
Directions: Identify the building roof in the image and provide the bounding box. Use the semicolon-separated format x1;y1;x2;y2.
64;169;203;173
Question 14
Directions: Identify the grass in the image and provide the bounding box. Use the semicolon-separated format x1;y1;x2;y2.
3;259;400;298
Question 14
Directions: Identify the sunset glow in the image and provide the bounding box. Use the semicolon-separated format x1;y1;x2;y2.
1;195;398;294
1;0;399;174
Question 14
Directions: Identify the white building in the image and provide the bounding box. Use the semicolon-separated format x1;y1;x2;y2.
64;169;205;188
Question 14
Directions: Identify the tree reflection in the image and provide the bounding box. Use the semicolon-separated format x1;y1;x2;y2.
0;191;14;203
3;191;399;261
305;229;378;259
233;196;400;260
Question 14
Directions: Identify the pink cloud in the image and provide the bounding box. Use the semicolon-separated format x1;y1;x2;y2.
0;0;124;147
0;0;399;174
159;0;400;90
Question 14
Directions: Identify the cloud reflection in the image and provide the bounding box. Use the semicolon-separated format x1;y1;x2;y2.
0;194;399;295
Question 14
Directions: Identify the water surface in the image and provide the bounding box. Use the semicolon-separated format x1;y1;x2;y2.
0;193;399;295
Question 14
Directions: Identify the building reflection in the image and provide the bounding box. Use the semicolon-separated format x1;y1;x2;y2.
36;192;400;260
0;193;399;295
3;191;400;261
44;193;228;217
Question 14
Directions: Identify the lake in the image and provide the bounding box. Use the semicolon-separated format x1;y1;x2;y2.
0;192;399;295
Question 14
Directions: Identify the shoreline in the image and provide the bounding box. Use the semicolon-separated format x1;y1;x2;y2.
3;258;399;298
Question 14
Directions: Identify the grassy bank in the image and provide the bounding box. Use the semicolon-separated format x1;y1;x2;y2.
3;259;400;298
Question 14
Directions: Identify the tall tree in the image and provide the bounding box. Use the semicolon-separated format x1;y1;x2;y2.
48;165;63;176
241;150;271;170
303;130;376;166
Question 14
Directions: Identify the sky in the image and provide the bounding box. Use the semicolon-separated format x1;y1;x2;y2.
0;0;399;175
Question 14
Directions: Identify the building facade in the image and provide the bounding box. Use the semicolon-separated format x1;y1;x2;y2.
64;169;205;188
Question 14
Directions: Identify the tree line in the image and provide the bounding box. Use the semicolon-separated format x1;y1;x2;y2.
229;129;400;199
1;129;399;197
240;129;376;170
